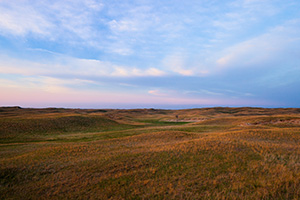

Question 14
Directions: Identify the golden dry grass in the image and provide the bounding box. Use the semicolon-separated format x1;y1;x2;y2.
1;107;300;199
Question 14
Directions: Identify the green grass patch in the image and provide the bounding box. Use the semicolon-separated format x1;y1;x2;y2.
0;115;137;143
136;119;190;126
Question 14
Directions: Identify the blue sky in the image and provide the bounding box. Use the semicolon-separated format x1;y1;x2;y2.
0;0;300;108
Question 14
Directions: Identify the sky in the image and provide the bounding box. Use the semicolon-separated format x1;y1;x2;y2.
0;0;300;109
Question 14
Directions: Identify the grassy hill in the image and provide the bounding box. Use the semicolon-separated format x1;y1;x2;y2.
1;107;300;199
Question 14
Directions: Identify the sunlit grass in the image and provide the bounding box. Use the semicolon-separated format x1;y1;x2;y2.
1;107;300;199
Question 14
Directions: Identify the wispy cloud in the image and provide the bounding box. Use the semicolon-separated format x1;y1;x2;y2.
212;0;283;31
162;53;209;76
0;1;54;37
0;53;166;78
215;19;300;69
148;90;168;97
0;0;104;45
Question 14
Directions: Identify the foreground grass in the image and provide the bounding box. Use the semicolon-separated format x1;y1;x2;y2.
1;107;300;199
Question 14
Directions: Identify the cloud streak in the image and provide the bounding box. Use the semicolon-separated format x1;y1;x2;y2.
0;53;166;78
215;19;300;70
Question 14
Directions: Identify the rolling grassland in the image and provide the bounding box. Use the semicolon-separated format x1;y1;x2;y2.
1;107;300;199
